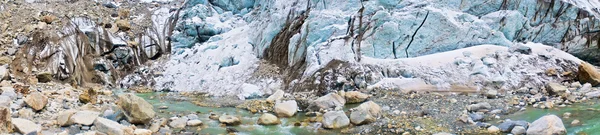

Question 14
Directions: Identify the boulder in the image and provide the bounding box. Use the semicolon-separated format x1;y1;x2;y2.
487;125;500;133
350;101;381;125
511;126;526;135
133;129;152;135
0;106;11;133
237;83;263;100
257;113;280;125
70;111;100;125
116;20;131;31
344;91;369;103
274;100;297;117
219;115;241;125
526;115;566;135
546;83;568;95
467;102;491;112
168;117;188;129
485;90;498;99
498;120;529;133
578;62;600;86
95;117;129;135
149;118;167;133
117;93;155;124
24;92;48;111
17;108;33;119
308;93;346;111
1;87;16;100
266;90;284;102
585;91;600;99
12;118;41;134
187;120;203;126
322;111;350;129
0;95;10;108
57;110;78;126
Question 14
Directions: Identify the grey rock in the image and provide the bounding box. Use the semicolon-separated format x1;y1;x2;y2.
526;115;566;135
70;111;100;125
12;118;41;134
349;101;381;125
511;126;526;135
1;87;17;100
117;93;155;124
57;110;77;126
94;117;127;135
218;115;240;125
498;120;529;133
585;91;600;99
187;119;203;126
467;102;492;112
257;113;280;125
322;111;350;129
308;93;346;111
0;95;10;108
546;83;567;95
187;114;199;120
469;113;484;122
274;100;297;117
266;90;284;102
169;117;189;129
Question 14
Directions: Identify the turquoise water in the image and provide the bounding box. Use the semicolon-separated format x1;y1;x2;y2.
505;100;600;135
136;93;345;135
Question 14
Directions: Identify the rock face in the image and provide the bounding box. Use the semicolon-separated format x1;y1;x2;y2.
350;101;381;125
526;115;566;135
24;92;48;111
578;62;600;86
546;83;568;95
0;106;11;133
219;115;241;125
70;111;100;126
169;117;189;129
117;93;156;124
309;93;346;111
344;91;369;103
322;111;350;129
95;117;128;135
257;113;280;125
274;100;297;117
12;118;41;134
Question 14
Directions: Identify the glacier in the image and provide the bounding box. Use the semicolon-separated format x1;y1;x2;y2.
155;0;600;97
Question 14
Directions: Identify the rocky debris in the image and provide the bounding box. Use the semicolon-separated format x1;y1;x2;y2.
432;132;453;135
57;110;78;126
257;113;280;125
95;117;132;135
511;126;526;135
350;101;381;125
322;111;350;129
117;93;155;124
24;92;48;111
12;118;41;134
526;115;566;135
187;119;202;126
468;113;484;122
546;83;568;95
169;117;188;129
133;129;152;135
498;120;529;133
40;15;56;24
70;111;100;126
467;102;491;112
0;106;11;133
309;93;345;111
274;100;297;117
18;108;33;119
578;62;600;86
219;115;241;125
266;90;284;103
345;91;369;103
209;113;220;120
